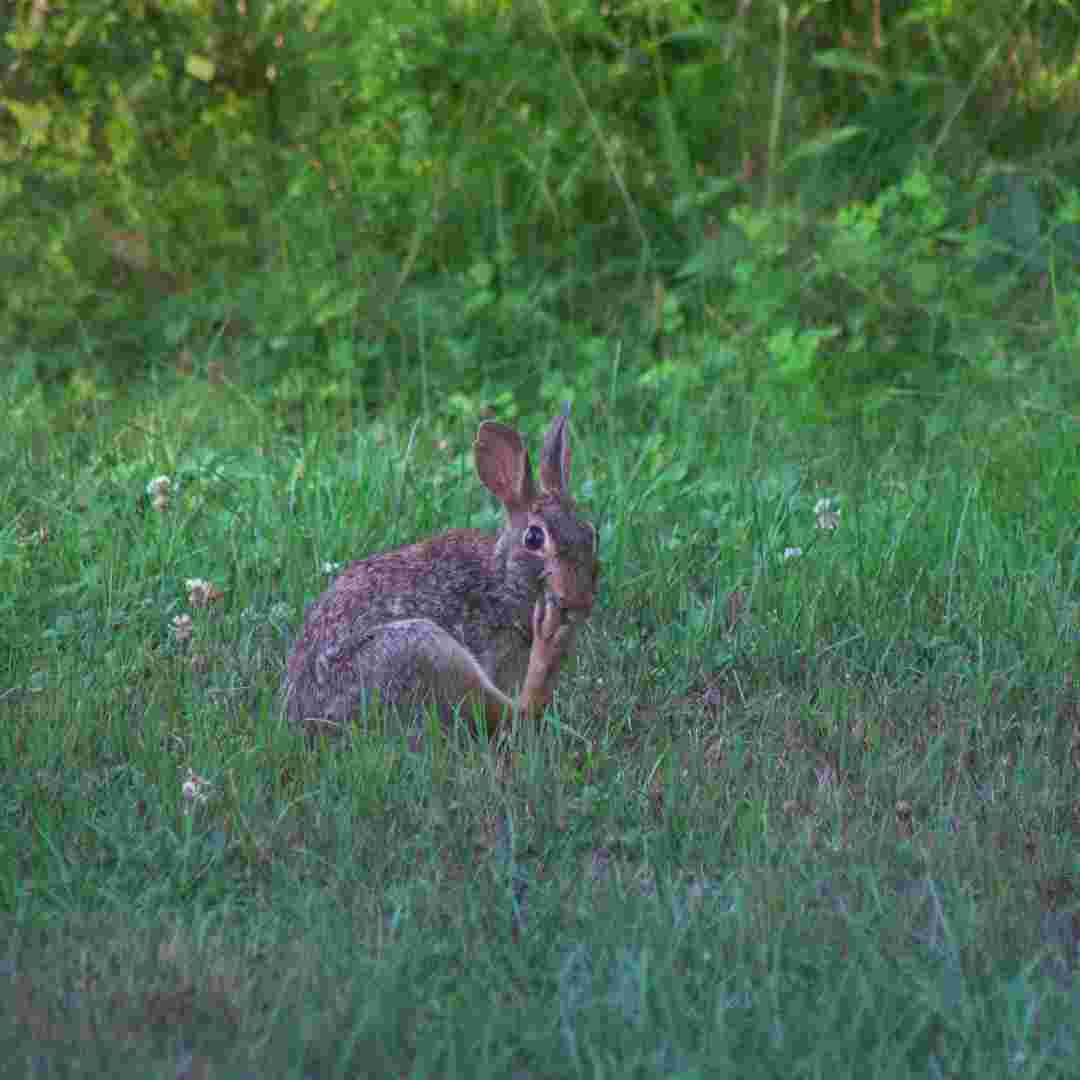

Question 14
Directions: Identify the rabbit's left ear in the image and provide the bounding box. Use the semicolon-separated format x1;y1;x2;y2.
539;403;572;494
475;421;536;513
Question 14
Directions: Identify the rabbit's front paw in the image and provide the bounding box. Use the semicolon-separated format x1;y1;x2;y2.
531;595;575;663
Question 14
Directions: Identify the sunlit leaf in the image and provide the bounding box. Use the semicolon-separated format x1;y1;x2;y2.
184;54;216;82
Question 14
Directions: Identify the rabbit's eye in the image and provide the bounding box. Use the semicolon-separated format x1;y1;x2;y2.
523;524;546;551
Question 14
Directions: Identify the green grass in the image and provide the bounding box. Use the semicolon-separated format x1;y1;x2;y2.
3;358;1080;1078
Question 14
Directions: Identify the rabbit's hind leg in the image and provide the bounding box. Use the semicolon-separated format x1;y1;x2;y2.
297;618;517;738
380;603;576;737
291;610;567;740
370;618;519;736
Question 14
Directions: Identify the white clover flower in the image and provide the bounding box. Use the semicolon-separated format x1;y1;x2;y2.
171;613;195;643
181;768;213;810
185;578;223;608
783;546;803;561
322;561;343;575
814;497;840;531
146;475;172;498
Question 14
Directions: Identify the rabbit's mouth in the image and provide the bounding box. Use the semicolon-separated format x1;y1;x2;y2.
543;588;593;619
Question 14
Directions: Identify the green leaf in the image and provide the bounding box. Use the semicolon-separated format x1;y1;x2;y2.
184;54;216;82
64;16;90;49
783;126;864;170
1;99;51;146
909;261;940;297
812;49;887;81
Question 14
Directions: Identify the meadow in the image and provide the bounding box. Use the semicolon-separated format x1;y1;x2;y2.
5;1;1080;1071
3;352;1079;1077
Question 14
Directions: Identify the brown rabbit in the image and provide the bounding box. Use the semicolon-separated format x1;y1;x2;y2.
282;407;598;739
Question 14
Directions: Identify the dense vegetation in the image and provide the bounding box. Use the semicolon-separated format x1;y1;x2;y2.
6;0;1080;418
3;1;1080;1076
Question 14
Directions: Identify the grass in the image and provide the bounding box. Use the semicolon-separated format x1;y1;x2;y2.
2;357;1080;1078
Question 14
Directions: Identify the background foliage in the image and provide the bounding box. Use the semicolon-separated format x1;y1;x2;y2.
5;0;1080;421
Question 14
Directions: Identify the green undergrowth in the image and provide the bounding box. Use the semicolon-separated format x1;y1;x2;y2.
2;360;1080;1077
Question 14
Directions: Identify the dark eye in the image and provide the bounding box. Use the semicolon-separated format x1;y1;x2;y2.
523;524;546;551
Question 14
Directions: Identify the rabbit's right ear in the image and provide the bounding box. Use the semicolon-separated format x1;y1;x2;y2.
474;421;536;513
539;404;572;495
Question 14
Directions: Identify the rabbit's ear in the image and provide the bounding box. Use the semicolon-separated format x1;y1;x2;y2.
539;403;572;494
475;422;536;512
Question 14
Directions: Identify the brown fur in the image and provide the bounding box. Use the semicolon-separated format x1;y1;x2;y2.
282;408;598;738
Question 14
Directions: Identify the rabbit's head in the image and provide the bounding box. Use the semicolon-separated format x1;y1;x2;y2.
475;406;598;621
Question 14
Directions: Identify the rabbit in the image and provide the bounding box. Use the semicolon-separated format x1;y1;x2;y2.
282;406;599;739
